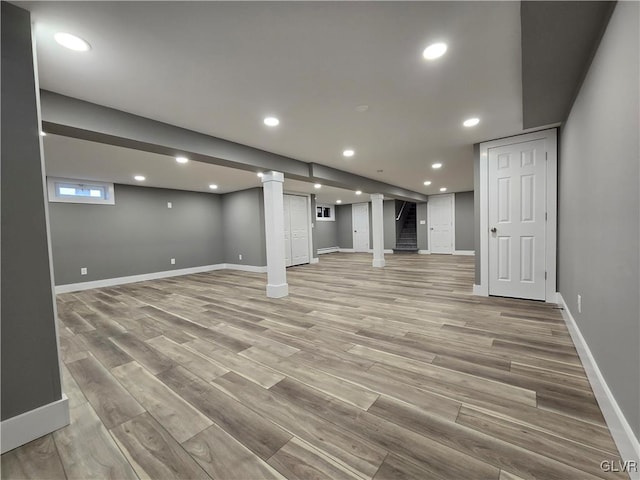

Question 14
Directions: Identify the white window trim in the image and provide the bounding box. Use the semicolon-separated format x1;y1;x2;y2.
47;177;115;205
316;203;335;221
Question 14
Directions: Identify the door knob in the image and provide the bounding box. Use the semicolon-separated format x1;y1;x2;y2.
490;227;497;233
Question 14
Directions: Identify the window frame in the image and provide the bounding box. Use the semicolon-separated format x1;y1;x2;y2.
47;177;115;205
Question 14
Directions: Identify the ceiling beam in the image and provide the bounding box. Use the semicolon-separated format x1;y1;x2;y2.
309;164;427;202
40;91;426;202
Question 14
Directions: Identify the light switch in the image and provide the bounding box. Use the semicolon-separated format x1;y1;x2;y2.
167;202;172;209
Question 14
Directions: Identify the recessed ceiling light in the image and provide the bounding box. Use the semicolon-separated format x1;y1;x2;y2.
432;163;442;169
39;131;47;137
257;172;264;178
463;117;480;127
336;200;342;204
54;32;91;52
209;184;218;190
343;149;355;157
423;180;432;186
176;156;189;164
423;42;447;60
314;183;322;189
134;175;145;181
355;105;369;112
440;187;447;192
355;190;362;195
263;117;279;127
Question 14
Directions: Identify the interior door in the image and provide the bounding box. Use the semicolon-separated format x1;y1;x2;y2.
283;195;292;267
488;139;546;300
352;203;370;252
289;195;310;266
429;194;453;254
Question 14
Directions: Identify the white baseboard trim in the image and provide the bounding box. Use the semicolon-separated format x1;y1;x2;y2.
317;247;340;255
384;249;394;254
55;264;227;293
557;293;640;472
310;258;319;264
454;250;475;256
54;263;270;293
1;395;69;454
418;249;431;255
224;264;267;273
338;248;356;253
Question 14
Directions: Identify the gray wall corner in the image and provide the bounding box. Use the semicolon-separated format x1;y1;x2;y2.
1;1;63;421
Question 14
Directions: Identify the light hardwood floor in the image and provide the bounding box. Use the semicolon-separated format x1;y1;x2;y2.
1;253;625;480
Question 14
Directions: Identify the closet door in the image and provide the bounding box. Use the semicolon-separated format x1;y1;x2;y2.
289;195;310;266
283;195;292;267
283;194;310;267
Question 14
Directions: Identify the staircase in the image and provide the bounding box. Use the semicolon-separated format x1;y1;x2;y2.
394;203;418;253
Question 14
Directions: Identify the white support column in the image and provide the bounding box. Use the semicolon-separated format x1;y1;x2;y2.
371;193;385;268
261;171;288;298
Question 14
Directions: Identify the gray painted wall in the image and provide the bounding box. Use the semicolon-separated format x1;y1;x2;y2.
415;194;474;253
417;202;428;250
336;204;353;249
49;184;224;285
333;202;396;250
383;200;396;250
558;1;639;438
1;2;62;420
315;220;339;250
313;196;339;250
222;187;266;266
455;191;474;251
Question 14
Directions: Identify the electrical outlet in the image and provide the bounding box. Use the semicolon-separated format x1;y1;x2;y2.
80;267;87;275
577;294;582;313
167;202;172;209
420;220;426;225
238;254;243;261
171;258;176;265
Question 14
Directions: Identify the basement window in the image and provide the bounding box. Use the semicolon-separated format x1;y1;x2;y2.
316;204;335;221
47;177;115;205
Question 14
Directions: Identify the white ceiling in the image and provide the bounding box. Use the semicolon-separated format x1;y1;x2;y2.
26;1;524;195
43;134;367;205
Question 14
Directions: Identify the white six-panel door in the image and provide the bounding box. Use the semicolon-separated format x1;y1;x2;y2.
488;139;546;300
283;194;310;267
283;195;292;266
428;194;454;254
352;203;370;252
289;195;310;265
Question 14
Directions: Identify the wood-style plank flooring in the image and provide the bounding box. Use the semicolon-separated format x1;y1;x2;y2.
1;253;625;480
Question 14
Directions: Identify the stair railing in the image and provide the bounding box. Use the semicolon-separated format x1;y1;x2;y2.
395;202;414;246
395;201;407;221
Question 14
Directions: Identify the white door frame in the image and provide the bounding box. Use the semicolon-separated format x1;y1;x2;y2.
427;193;455;254
352;202;370;252
478;128;557;301
283;192;314;266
